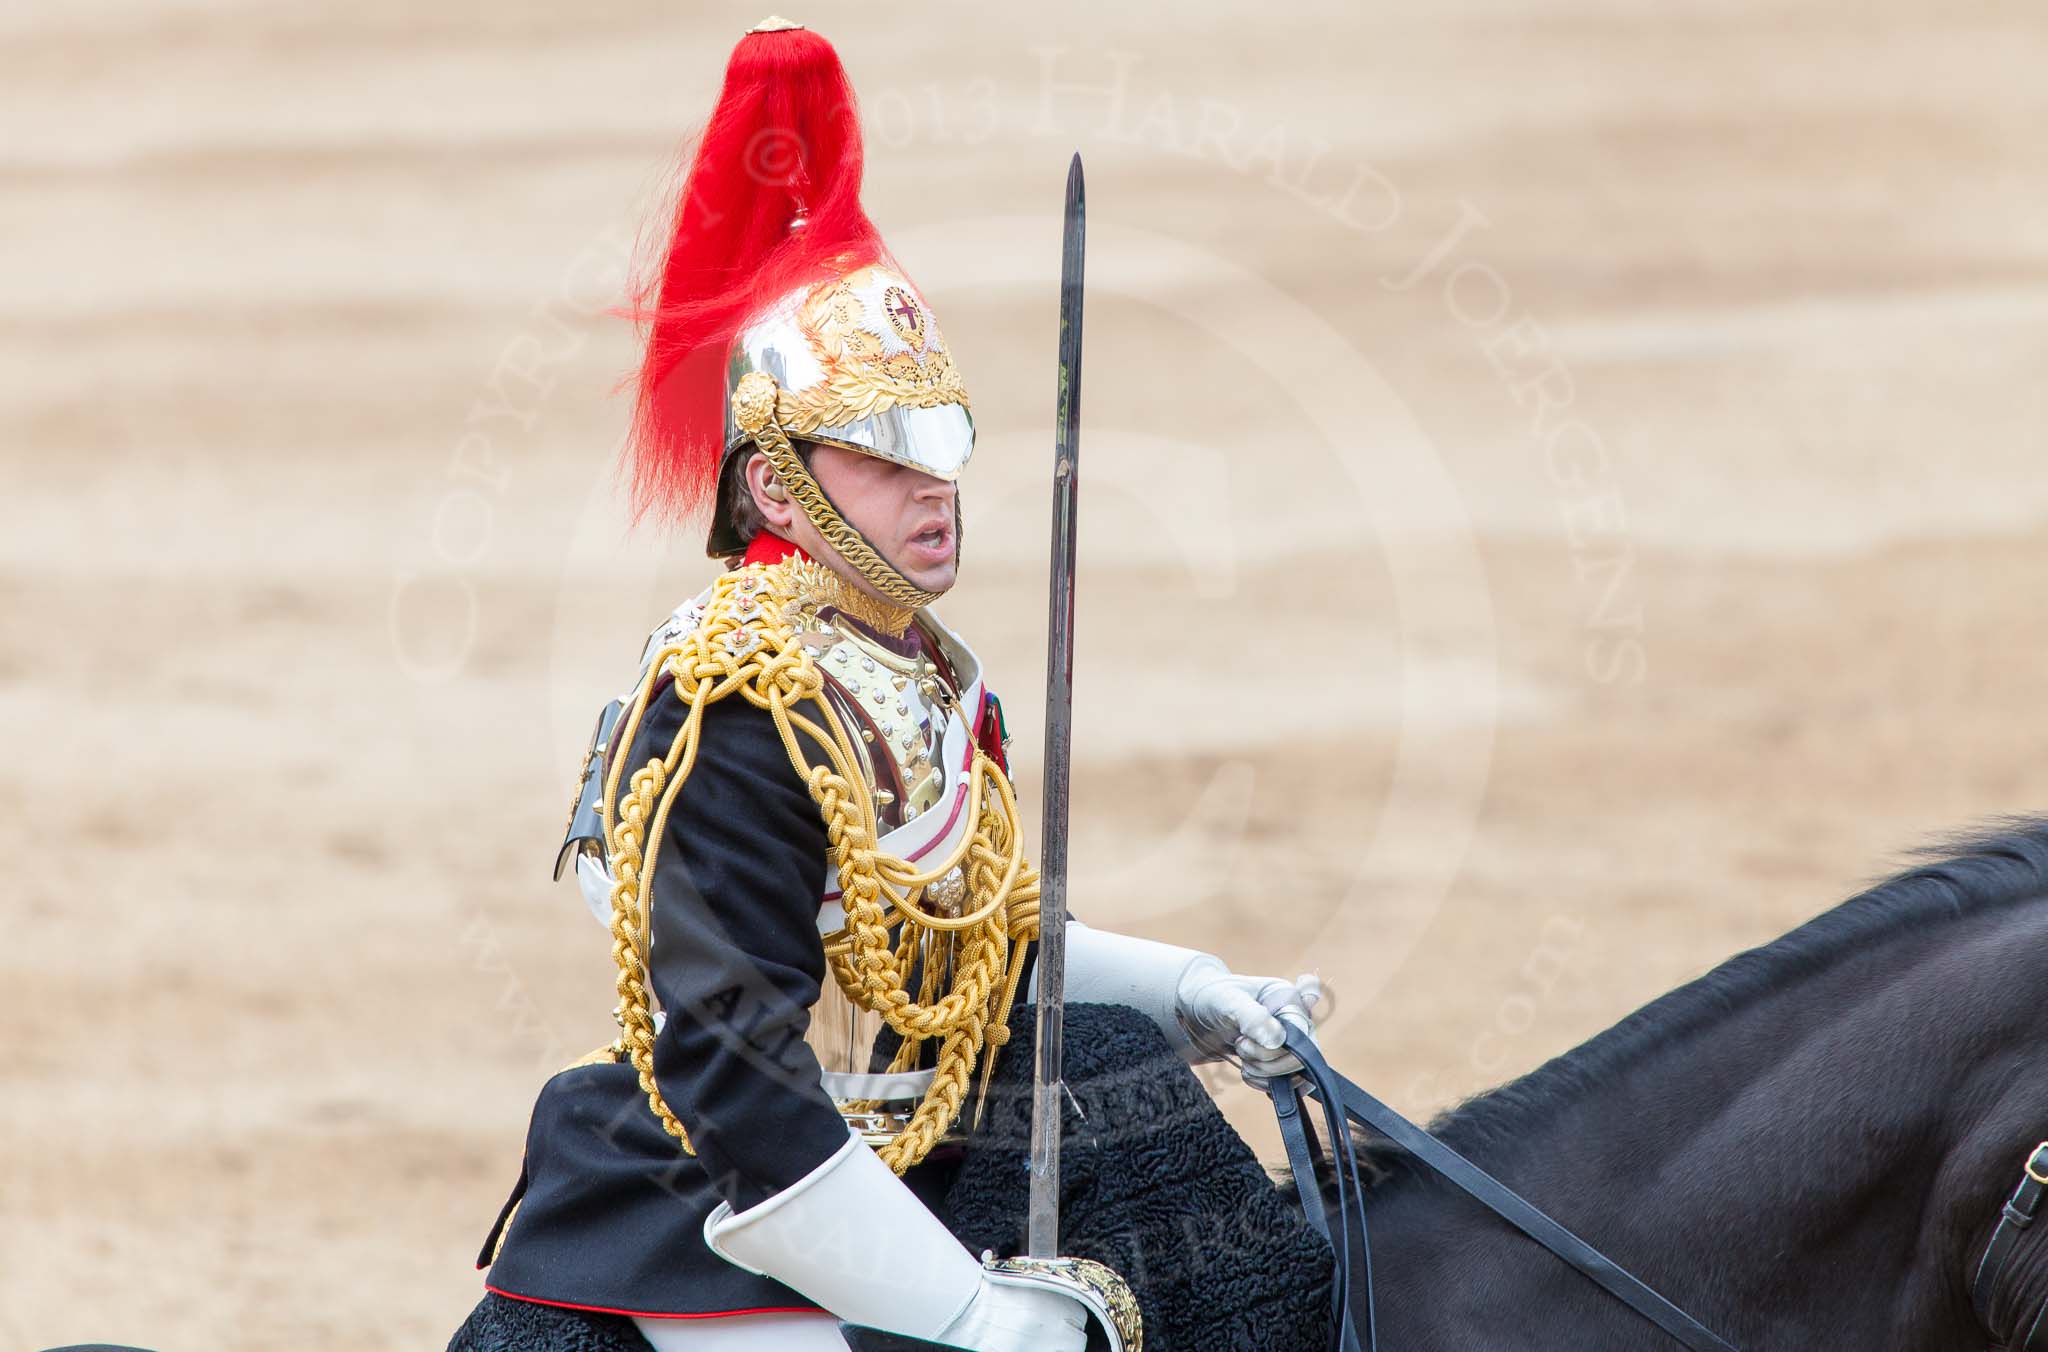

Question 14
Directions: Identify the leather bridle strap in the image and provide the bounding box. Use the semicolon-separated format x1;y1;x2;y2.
1272;1073;1329;1243
1972;1141;2048;1348
1274;1072;1370;1351
1275;1028;1741;1352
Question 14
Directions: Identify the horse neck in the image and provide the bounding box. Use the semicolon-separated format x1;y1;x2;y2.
1362;902;2048;1351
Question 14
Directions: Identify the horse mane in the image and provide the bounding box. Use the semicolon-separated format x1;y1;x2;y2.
1407;814;2048;1166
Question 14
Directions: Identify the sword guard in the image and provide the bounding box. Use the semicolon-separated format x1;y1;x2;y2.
982;1253;1141;1352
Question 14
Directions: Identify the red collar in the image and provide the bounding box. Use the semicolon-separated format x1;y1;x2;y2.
741;534;809;567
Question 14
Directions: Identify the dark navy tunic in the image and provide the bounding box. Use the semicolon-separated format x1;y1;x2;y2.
479;689;963;1318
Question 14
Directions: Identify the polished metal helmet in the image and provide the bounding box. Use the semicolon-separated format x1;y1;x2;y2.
704;260;974;562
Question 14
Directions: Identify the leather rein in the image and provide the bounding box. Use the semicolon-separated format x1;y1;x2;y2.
1266;1028;1741;1351
1972;1141;2048;1349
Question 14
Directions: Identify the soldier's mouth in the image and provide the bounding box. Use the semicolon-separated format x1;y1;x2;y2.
904;522;954;564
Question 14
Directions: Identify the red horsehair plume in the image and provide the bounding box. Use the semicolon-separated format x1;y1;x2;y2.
623;24;884;526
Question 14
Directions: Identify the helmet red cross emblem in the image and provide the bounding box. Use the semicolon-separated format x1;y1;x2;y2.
882;285;926;346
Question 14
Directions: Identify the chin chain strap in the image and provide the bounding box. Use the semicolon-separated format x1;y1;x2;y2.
731;369;946;612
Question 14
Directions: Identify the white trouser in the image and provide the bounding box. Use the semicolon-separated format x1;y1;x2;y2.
633;1310;849;1350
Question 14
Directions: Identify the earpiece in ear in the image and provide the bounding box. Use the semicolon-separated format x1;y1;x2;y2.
763;479;788;502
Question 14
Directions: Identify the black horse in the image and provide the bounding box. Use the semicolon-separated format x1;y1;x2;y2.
450;820;2048;1352
1345;817;2048;1349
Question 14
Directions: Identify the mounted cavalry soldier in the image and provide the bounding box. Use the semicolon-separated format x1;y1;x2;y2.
429;23;2016;1350
450;18;1328;1352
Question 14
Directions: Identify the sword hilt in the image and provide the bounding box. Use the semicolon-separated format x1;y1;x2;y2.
841;1251;1141;1352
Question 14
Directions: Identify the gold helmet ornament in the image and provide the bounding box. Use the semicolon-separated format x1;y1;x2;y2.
623;22;972;607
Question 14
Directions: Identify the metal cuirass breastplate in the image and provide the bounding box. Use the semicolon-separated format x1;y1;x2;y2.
794;603;990;1142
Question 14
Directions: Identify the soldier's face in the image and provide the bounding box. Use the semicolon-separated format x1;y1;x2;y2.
798;443;959;596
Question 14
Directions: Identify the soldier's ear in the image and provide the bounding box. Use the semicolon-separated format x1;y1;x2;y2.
742;451;797;530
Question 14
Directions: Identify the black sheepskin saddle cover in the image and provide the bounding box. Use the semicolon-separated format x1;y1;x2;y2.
445;1292;652;1352
448;1003;1331;1351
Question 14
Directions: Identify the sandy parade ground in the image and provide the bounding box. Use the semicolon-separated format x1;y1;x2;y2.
3;1;2045;1346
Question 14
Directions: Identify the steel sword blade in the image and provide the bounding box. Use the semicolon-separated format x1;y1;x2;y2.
1028;152;1086;1261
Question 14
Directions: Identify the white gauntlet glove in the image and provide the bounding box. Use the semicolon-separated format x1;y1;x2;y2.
1175;957;1323;1080
705;1132;1089;1352
1060;921;1321;1080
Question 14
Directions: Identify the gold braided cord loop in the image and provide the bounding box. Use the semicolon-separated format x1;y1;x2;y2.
600;561;1036;1172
